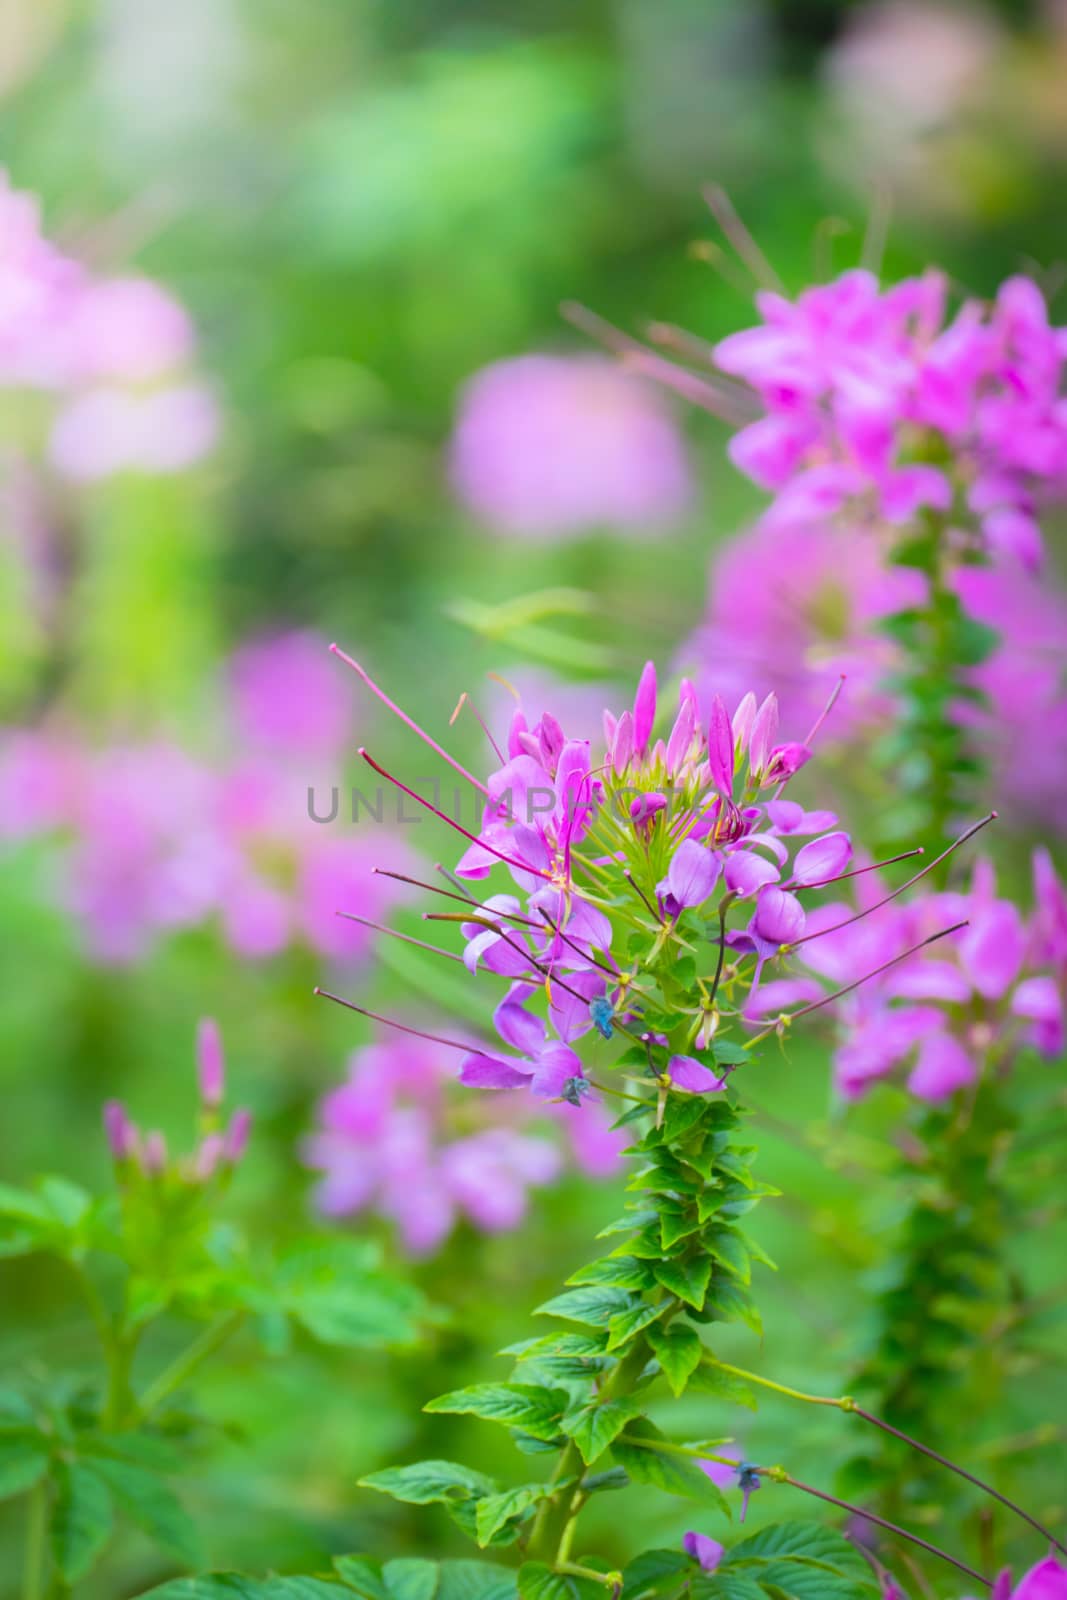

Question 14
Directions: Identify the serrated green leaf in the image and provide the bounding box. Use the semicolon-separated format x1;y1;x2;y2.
517;1563;605;1600
334;1556;390;1600
360;1459;495;1507
88;1455;199;1565
51;1460;113;1581
658;1203;702;1252
425;1385;567;1442
707;1229;751;1285
692;1573;767;1600
654;1255;713;1310
474;1482;553;1547
706;1282;762;1336
723;1520;874;1581
611;1420;730;1516
606;1299;665;1352
620;1549;691;1600
277;1239;424;1349
561;1396;643;1465
567;1257;655;1292
0;1430;49;1498
534;1286;633;1328
660;1096;708;1141
646;1323;703;1397
596;1209;657;1239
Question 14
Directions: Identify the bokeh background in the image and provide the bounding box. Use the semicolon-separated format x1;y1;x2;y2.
1;0;1066;1593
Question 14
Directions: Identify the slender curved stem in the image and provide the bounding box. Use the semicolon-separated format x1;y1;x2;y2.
22;1480;48;1600
139;1312;244;1419
701;1356;1067;1557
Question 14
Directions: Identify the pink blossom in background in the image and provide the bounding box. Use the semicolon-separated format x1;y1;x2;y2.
682;521;926;739
769;853;1067;1102
229;630;354;757
450;354;692;539
303;1034;574;1256
0;173;83;388
0;167;219;483
954;560;1067;830
63;275;194;383
713;268;1067;565
49;382;220;481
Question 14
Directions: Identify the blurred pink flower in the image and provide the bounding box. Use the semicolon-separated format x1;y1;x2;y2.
682;521;926;739
303;1035;564;1256
450;354;691;539
49;382;220;480
64;275;194;383
0;172;83;388
229;630;354;757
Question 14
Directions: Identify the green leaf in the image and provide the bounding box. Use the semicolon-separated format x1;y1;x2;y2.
474;1482;552;1547
646;1323;703;1397
567;1256;655;1292
692;1574;768;1600
334;1556;390;1600
89;1455;199;1565
360;1460;496;1507
660;1096;708;1141
658;1204;702;1252
517;1563;606;1600
534;1286;633;1328
561;1396;643;1465
707;1229;751;1285
0;1429;49;1498
711;1041;751;1067
611;1420;729;1515
596;1209;657;1239
51;1460;114;1582
278;1240;425;1349
653;1255;713;1310
425;1385;568;1443
723;1520;873;1581
139;1580;340;1598
706;1282;762;1337
620;1549;690;1600
428;1562;518;1600
606;1298;664;1352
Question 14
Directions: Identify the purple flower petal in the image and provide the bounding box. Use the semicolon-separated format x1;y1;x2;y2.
665;839;722;910
683;1531;724;1572
725;851;780;898
633;660;657;754
907;1032;977;1102
707;694;735;797
753;885;806;946
668;1055;727;1093
959;902;1025;999
493;987;547;1056
791;831;853;886
458;1053;532;1090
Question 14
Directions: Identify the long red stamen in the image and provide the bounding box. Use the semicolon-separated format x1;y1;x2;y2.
787;921;969;1020
314;988;476;1052
795;846;925;892
423;911;589;1006
359;748;552;880
335;911;464;964
796;813;996;949
331;645;489;796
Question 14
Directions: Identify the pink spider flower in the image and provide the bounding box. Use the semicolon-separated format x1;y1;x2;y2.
302;1032;621;1257
713;267;1067;566
778;852;1066;1101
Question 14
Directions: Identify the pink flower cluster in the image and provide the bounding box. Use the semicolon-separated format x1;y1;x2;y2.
715;268;1067;567
0;169;218;481
449;354;692;539
103;1017;251;1182
760;851;1066;1102
302;1032;624;1256
683;521;1067;827
0;631;412;966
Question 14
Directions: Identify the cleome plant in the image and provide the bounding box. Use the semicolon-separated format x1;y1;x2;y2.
135;654;1065;1598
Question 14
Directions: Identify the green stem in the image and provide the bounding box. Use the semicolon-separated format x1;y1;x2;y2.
22;1480;48;1600
138;1312;245;1420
